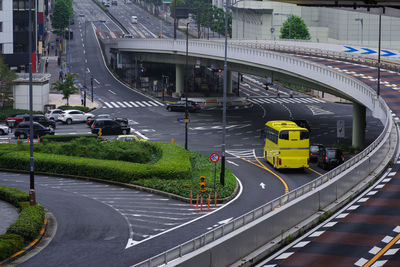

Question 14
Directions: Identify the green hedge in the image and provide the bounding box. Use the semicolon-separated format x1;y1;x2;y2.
40;134;98;143
0;185;29;208
6;205;45;241
0;234;24;261
0;142;192;182
58;105;91;112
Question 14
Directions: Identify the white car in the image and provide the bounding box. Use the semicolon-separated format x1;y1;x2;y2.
59;110;94;125
45;109;64;121
0;124;9;135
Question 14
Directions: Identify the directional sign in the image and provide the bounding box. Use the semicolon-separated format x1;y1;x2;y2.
382;50;397;57
177;118;190;123
344;46;358;53
337;120;345;138
210;153;220;163
361;48;377;55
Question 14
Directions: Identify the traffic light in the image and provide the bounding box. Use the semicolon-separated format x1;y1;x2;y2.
200;176;206;192
217;69;222;73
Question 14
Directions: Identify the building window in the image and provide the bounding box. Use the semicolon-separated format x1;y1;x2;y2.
0;22;2;32
0;0;2;10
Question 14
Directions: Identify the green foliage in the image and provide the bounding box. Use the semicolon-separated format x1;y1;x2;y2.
40;134;98;143
52;0;71;34
0;57;18;87
52;72;78;106
36;138;161;164
0;185;29;208
0;234;25;261
57;105;91;112
279;15;311;40
0;108;43;121
6;205;45;241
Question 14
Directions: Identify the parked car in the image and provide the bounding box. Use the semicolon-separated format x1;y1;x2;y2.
91;118;130;135
116;134;146;142
87;114;128;127
291;119;311;132
22;114;56;129
0;124;9;135
309;144;325;163
14;122;54;139
317;147;345;170
59;110;94;125
166;101;201;112
5;114;25;126
45;109;64;121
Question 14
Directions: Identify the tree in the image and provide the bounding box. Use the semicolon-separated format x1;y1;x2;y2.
170;0;186;17
52;0;71;36
52;72;78;106
279;15;311;40
0;57;17;87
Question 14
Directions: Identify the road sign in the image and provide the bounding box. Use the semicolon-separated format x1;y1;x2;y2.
337;120;345;138
210;153;220;163
177;118;190;123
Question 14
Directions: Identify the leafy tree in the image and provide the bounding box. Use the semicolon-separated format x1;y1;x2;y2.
170;0;186;17
0;57;18;87
279;15;311;40
52;0;72;36
52;72;78;106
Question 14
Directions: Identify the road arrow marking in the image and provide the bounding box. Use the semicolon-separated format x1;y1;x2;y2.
218;217;233;225
361;48;377;55
227;160;239;166
382;50;397;57
344;46;358;53
260;182;266;189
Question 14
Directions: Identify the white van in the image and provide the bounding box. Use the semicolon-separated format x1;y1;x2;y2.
131;16;138;24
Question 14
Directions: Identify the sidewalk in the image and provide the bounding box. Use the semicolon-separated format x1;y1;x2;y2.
0;200;18;234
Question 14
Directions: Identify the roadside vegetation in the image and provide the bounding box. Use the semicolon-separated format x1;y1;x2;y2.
0;186;45;262
0;137;237;199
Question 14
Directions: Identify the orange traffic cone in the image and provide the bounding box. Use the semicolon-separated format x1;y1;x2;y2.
27;137;30;144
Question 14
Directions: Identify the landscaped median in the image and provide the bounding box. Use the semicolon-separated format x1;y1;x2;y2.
0;185;45;263
0;136;237;199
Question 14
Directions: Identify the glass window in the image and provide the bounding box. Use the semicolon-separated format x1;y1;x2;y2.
0;22;3;32
279;131;289;140
300;131;309;140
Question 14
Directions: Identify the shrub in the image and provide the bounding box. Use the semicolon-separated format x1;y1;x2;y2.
0;234;25;261
0;185;29;208
57;105;90;112
6;205;45;241
40;134;98;143
0;108;43;121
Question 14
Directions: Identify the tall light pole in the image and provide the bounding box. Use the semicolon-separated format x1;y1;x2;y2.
355;18;364;45
185;22;190;150
274;13;292;39
377;13;382;96
28;0;36;205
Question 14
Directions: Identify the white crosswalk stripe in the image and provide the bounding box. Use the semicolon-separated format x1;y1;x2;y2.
101;100;165;108
249;97;326;105
227;149;258;159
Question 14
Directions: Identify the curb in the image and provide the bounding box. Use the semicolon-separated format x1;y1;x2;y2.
0;168;239;204
0;214;48;266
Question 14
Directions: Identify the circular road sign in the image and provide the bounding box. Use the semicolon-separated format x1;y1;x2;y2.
210;153;220;163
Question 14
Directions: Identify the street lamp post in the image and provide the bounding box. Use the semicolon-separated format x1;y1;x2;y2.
377;13;382;96
28;0;36;205
185;22;190;150
274;13;292;39
355;18;364;45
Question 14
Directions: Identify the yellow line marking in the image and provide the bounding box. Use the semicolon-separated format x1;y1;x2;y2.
308;167;323;176
44;219;48;225
11;250;25;258
253;155;290;194
30;239;38;246
364;233;400;267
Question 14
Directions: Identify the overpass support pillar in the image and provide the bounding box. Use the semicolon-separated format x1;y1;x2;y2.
227;70;233;95
175;64;184;96
352;102;366;149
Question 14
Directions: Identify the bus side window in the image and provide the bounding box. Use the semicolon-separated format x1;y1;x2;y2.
300;131;309;140
279;131;289;140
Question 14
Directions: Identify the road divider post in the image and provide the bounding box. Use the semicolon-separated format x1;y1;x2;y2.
207;194;211;210
200;196;203;213
196;194;199;209
214;192;217;206
190;190;192;206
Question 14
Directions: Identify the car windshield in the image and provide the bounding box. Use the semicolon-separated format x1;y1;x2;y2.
326;150;337;157
310;146;320;152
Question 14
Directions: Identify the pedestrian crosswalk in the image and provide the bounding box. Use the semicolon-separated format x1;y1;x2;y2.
101;100;165;109
249;97;326;105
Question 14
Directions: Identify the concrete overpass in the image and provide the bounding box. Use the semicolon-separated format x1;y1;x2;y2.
102;38;387;149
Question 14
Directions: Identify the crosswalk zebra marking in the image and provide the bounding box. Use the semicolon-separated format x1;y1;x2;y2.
142;101;153;107
104;102;113;108
148;101;160;107
136;102;146;107
124;102;133;108
117;101;127;108
152;100;165;106
129;101;139;107
110;102;119;108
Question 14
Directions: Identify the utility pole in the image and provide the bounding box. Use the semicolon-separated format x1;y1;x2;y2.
174;0;177;39
91;75;94;102
185;22;189;150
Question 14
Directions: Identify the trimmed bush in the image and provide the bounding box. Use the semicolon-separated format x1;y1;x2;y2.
0;185;29;208
0;234;24;261
40;134;98;143
57;105;90;112
6;205;45;241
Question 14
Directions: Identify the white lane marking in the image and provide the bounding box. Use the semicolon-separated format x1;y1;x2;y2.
117;101;126;108
152;100;165;106
94;78;100;84
142;101;153;107
123;101;132;107
110;102;119;108
148;101;160;106
369;246;381;255
134;131;148;140
227;160;238;166
129;101;139;107
108;90;116;95
136;102;146;107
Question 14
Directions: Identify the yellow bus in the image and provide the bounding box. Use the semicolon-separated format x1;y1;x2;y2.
263;120;310;169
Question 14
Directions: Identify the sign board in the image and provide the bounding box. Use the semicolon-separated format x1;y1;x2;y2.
210;153;220;163
337;120;345;138
177;118;190;123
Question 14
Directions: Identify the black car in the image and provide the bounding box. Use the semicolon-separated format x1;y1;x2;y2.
91;118;131;136
291;119;311;132
87;114;128;127
14;122;55;139
317;148;344;170
22;114;56;129
166;101;201;112
309;144;325;162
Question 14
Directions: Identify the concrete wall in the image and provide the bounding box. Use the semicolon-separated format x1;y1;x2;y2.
0;0;14;54
13;74;51;112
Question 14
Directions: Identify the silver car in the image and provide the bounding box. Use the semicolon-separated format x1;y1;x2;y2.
0;124;9;135
45;109;64;121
